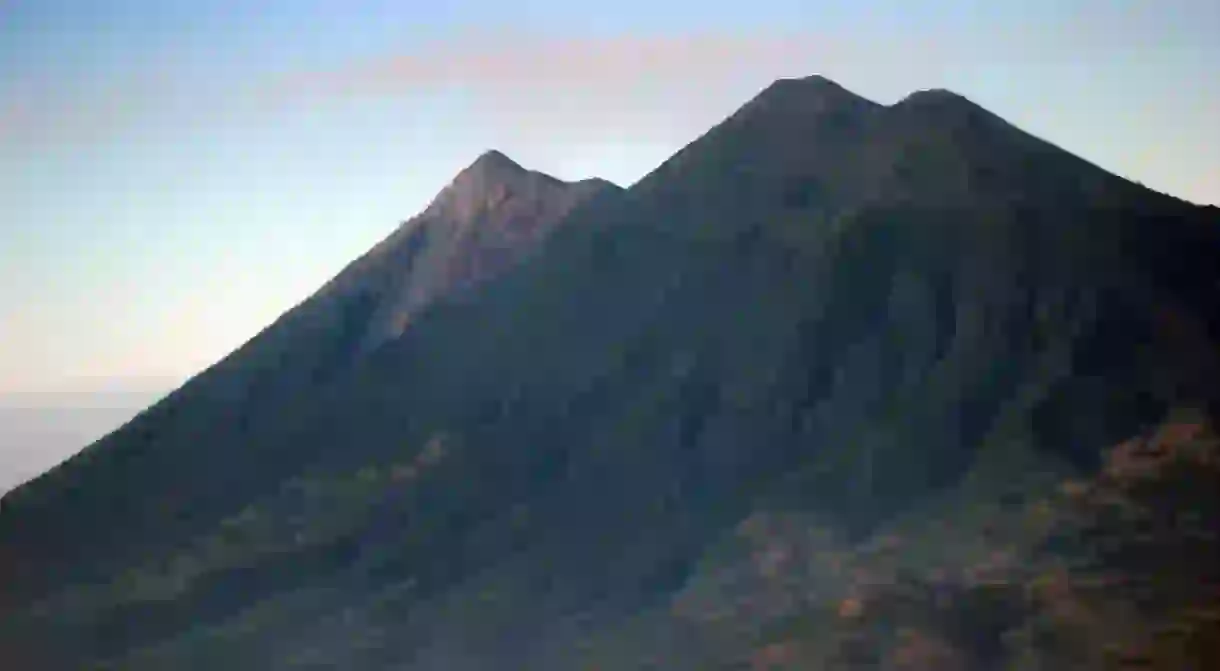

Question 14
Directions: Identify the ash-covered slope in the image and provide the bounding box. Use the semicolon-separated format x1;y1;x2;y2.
2;75;1219;670
314;149;618;353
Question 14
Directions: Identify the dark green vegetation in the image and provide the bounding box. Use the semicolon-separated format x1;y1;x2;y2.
2;76;1219;669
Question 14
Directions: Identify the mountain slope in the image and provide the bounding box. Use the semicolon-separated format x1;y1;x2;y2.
2;75;1219;670
0;152;620;603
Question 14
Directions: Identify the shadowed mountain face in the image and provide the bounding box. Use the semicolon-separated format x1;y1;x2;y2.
0;153;620;590
2;75;1219;670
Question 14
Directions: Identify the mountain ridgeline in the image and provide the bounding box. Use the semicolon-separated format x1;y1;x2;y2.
2;76;1219;670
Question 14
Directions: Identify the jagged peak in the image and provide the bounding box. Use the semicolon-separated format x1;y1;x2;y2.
424;151;619;222
426;150;534;215
450;149;530;187
468;149;526;175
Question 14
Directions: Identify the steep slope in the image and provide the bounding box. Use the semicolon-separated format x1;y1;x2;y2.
0;152;620;607
313;149;619;353
2;75;1219;670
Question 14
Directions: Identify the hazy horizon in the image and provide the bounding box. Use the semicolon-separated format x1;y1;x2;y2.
0;382;177;494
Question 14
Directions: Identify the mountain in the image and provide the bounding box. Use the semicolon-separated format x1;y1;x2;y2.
2;75;1219;670
0;152;619;587
314;149;619;354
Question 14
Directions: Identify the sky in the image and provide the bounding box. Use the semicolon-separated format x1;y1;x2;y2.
1;0;1218;486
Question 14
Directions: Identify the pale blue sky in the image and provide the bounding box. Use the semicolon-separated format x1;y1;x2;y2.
2;0;1218;395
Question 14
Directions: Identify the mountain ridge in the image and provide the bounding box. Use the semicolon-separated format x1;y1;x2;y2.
0;151;621;548
2;75;1219;670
